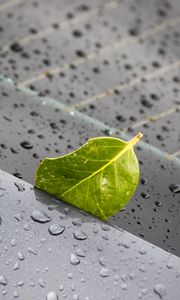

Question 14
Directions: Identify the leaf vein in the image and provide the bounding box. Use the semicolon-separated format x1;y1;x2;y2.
61;141;133;198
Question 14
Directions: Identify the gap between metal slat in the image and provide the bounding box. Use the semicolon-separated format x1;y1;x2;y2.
0;74;180;163
16;14;180;89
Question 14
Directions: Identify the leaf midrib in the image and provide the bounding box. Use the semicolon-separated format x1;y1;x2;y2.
61;141;132;198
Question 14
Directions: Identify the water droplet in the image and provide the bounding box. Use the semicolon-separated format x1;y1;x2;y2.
70;254;80;265
0;191;4;197
154;284;166;299
64;207;70;214
17;252;25;260
70;283;75;292
48;205;58;211
67;273;73;279
73;230;87;240
10;42;22;52
140;178;148;185
93;227;98;234
169;184;180;194
141;192;150;199
142;288;147;295
40;237;46;243
121;274;128;282
121;283;127;290
97;245;103;252
100;268;109;277
46;291;58;300
176;271;180;278
17;280;24;286
99;256;107;266
14;214;22;221
155;200;162;207
11;239;17;246
129;273;136;280
72;218;82;226
59;285;64;291
38;278;46;287
75;248;86;257
13;262;20;270
31;210;50;223
28;247;37;255
166;262;173;269
101;224;110;231
20;141;33;149
13;290;19;298
48;224;65;235
14;181;25;192
139;248;147;255
0;275;7;286
23;223;30;231
117;241;130;249
139;265;146;272
102;233;109;240
2;289;7;295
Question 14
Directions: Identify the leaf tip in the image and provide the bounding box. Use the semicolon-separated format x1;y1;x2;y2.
129;132;143;146
136;132;143;140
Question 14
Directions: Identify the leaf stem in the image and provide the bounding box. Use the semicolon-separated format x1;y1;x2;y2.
129;132;143;146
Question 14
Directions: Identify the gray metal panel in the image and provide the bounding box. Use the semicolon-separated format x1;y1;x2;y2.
0;169;180;300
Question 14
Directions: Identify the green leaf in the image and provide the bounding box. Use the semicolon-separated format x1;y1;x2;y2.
35;133;143;220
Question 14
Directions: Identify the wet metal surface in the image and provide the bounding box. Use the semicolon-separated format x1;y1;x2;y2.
0;0;180;277
1;0;180;153
0;169;180;299
0;82;180;257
